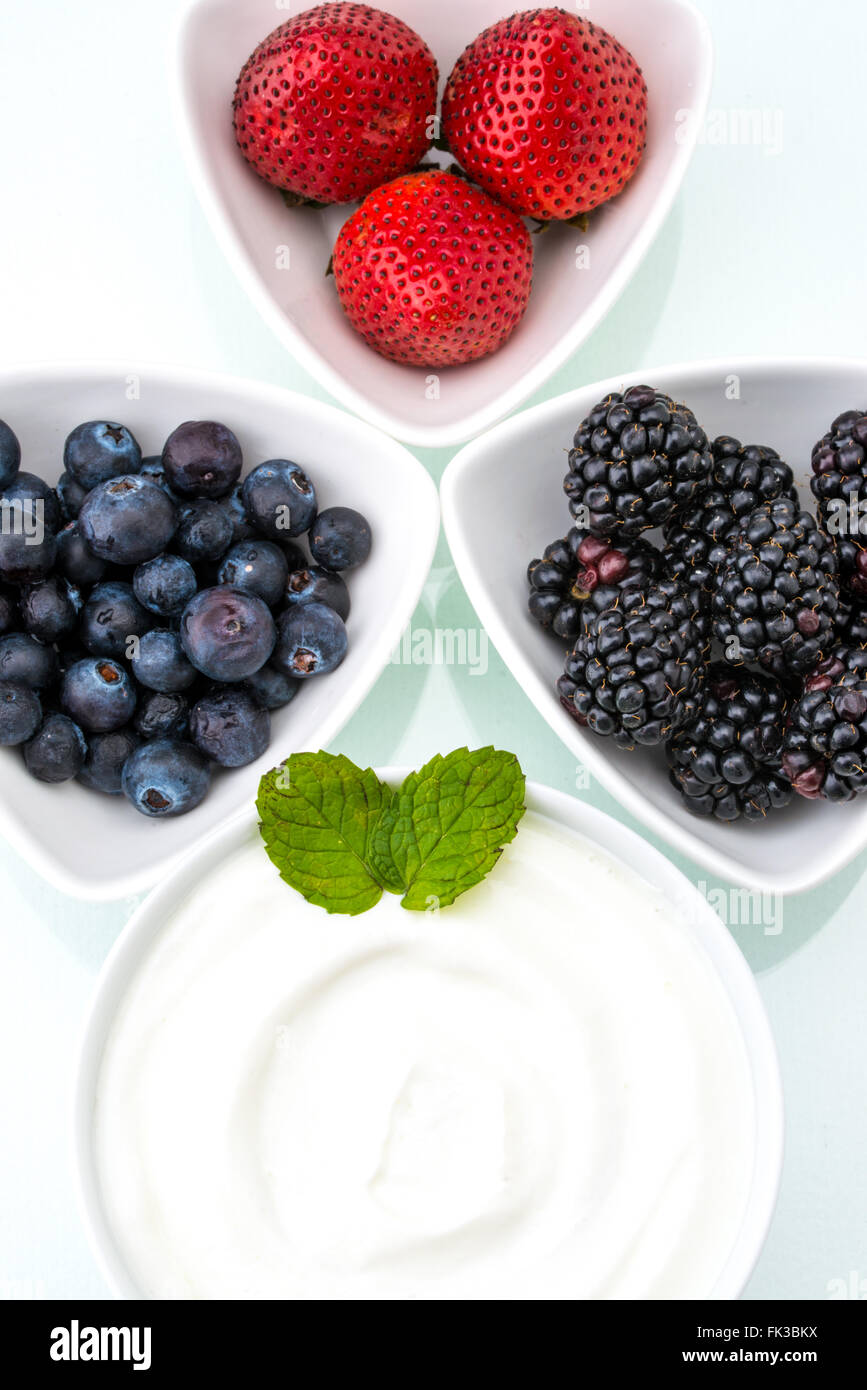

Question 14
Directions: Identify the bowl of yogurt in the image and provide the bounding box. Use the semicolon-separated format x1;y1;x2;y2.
75;775;783;1300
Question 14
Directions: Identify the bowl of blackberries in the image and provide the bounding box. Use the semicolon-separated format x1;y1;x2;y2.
0;366;438;898
442;359;867;894
539;386;867;852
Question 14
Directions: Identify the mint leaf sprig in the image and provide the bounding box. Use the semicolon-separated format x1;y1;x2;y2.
257;747;526;917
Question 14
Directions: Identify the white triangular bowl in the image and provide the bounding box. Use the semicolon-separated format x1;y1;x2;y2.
442;356;867;895
173;0;712;446
0;362;439;900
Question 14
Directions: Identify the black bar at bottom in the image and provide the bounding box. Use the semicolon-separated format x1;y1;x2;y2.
0;1298;861;1375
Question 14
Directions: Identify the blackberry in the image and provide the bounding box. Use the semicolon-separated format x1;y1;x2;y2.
666;665;792;821
663;492;741;599
712;498;839;676
527;528;660;640
782;672;867;802
832;538;867;600
711;435;797;512
563;385;713;539
802;641;867;692
810;409;867;598
663;436;797;598
556;579;709;749
835;599;867;648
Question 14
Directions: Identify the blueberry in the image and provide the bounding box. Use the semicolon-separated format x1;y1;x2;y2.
57;643;88;678
0;472;59;584
218;540;288;607
190;687;270;768
273;601;347;679
0;524;57;584
241;460;317;539
284;565;350;620
3;472;61;534
56;472;88;522
139;455;182;500
0;585;17;635
64;421;142;490
309;507;372;570
0;682;41;745
173;499;233;564
66;581;84;614
180;587;276;682
56;521;107;587
220;484;257;543
78;727;140;795
133;554;197;617
140;454;162;473
61;657;137;732
278;539;309;572
0;420;21;491
0;633;58;688
80;581;153;658
133;691;190;741
121;738;211;818
162;421;242;500
131;629;196;693
21;576;80;643
24;712;87;783
79;475;177;566
243;663;300;711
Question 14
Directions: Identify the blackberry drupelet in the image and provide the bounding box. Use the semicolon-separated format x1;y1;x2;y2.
563;385;713;539
832;538;867;600
712;497;839;676
527;528;660;640
782;672;867;802
802;641;867;691
835;598;867;647
663;436;798;598
666;665;792;821
556;579;709;749
810;409;867;598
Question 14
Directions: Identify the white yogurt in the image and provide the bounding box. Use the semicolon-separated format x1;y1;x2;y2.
94;813;756;1299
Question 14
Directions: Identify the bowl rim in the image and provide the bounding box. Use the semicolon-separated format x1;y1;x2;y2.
0;358;440;902
72;771;783;1301
170;0;714;448
441;352;867;896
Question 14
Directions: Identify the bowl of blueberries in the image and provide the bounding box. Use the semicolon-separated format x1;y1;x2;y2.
0;363;439;899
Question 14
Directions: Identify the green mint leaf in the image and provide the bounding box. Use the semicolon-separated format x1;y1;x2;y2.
257;753;391;916
368;747;526;911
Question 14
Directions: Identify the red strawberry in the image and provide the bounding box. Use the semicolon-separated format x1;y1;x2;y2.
332;170;534;367
233;3;438;205
442;7;647;221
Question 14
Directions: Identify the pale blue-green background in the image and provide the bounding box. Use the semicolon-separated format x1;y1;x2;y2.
1;0;865;1301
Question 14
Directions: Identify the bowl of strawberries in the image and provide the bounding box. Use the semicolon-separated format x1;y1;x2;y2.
174;0;712;446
